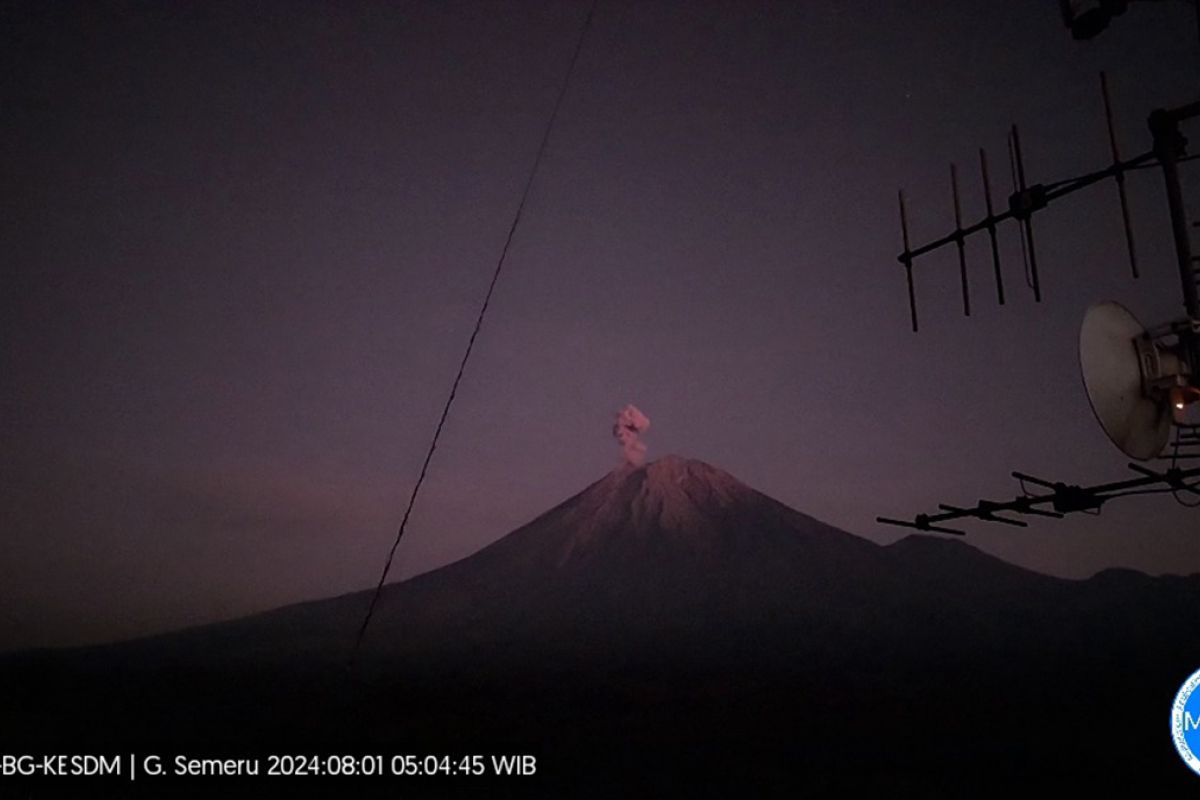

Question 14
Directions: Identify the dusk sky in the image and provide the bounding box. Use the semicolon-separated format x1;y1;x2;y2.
3;0;1199;650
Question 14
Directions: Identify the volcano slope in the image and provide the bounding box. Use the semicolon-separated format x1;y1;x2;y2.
4;456;1199;793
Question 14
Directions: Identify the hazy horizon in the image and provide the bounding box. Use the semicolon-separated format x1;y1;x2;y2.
3;450;1194;653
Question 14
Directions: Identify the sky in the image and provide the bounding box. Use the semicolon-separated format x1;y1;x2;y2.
3;0;1199;650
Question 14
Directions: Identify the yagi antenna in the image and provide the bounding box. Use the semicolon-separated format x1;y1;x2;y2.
897;73;1148;333
878;463;1200;535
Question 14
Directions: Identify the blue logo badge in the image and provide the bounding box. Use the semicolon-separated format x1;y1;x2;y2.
1172;668;1200;775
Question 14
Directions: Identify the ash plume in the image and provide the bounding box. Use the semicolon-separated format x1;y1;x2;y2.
613;404;651;466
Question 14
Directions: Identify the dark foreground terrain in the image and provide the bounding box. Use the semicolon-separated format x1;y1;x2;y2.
3;457;1198;796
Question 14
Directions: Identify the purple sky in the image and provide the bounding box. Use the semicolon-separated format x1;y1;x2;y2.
3;0;1199;650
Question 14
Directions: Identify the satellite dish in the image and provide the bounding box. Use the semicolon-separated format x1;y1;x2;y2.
1079;301;1172;461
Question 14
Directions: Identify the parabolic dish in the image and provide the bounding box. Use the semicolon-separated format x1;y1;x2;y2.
1079;301;1171;461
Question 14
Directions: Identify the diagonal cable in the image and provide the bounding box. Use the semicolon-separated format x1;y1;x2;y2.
349;0;600;668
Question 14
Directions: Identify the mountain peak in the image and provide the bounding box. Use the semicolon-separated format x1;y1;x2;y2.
622;454;735;486
534;455;786;566
641;454;719;476
643;454;693;469
455;454;861;574
630;456;746;519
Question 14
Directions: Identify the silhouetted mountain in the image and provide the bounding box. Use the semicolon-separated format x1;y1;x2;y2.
4;456;1199;794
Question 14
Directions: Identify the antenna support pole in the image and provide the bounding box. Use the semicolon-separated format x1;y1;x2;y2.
1149;102;1200;374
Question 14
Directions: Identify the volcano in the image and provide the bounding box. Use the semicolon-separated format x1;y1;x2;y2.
5;456;1200;793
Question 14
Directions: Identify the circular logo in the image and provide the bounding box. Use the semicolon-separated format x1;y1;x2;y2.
1172;668;1200;775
